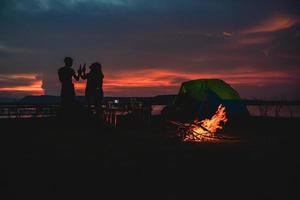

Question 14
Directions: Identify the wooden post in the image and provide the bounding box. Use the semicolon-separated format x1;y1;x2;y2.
275;105;282;118
287;105;294;118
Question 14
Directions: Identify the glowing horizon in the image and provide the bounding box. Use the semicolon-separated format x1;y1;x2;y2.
0;66;297;98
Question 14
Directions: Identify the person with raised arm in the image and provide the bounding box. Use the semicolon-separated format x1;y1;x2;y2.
80;62;104;115
58;57;81;108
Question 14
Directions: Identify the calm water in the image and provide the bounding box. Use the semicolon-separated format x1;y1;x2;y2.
246;105;300;118
151;105;300;118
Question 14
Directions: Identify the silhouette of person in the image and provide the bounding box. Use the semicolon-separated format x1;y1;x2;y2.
58;57;80;107
80;62;104;114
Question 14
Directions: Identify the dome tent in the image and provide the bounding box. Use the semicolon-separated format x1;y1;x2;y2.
163;79;249;122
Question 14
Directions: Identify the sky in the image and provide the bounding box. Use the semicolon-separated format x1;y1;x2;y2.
0;0;299;99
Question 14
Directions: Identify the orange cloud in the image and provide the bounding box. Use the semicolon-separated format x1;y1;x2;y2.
0;74;44;95
74;68;296;96
1;70;294;97
244;14;300;33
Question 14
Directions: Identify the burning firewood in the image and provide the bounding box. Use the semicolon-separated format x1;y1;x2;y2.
169;104;238;142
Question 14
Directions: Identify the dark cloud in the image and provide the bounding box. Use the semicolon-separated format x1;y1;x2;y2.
0;0;299;98
0;75;38;87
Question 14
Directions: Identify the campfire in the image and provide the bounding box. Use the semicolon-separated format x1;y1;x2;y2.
170;104;230;142
186;104;228;141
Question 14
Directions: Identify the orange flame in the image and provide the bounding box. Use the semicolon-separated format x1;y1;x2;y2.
185;104;228;142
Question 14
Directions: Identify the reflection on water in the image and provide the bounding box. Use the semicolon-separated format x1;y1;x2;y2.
151;105;166;115
247;105;300;118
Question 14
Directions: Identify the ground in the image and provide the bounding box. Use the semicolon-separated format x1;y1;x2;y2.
0;116;299;199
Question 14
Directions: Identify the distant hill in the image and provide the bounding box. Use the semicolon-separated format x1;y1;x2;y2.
19;95;61;105
14;94;177;105
0;97;19;103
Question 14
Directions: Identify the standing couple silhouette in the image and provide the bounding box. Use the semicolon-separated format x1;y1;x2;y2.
58;57;104;115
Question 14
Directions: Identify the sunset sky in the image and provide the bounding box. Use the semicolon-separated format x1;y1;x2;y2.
0;0;299;99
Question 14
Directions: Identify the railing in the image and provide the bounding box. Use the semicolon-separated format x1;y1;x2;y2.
0;100;299;119
102;106;152;127
0;104;152;127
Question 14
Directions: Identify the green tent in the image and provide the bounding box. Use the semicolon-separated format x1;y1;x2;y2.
164;79;249;122
177;79;241;101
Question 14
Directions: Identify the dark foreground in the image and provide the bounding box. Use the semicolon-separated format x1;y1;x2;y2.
0;116;299;200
